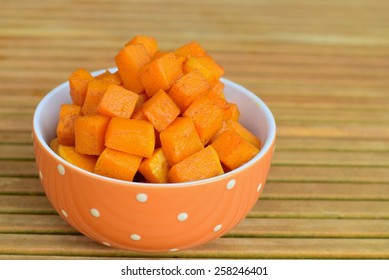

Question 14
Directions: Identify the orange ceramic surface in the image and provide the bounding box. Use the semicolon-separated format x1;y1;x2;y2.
32;68;276;252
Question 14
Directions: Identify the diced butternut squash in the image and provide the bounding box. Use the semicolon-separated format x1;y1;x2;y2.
168;70;210;113
207;91;240;121
133;92;148;113
142;89;180;132
81;79;109;116
152;51;168;61
140;52;183;97
211;120;261;149
168;146;223;183
131;92;149;120
94;148;142;181
126;35;159;58
183;55;224;86
208;80;225;98
115;44;151;93
58;145;97;172
95;70;111;80
105;118;155;158
96;70;122;85
74;114;110;155
175;41;207;60
53;36;262;183
211;130;259;171
49;138;60;154
69;68;93;106
160;117;203;166
131;107;148;120
175;54;186;69
138;148;169;183
225;102;240;121
97;84;139;118
183;96;223;145
56;104;81;146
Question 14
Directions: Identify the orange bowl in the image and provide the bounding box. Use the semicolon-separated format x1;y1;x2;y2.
32;69;276;252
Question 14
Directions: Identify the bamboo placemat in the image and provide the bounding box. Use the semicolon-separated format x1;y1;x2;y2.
1;0;389;259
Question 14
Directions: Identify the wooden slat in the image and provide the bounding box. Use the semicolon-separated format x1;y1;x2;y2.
0;196;54;214
277;124;389;139
0;145;34;160
2;195;389;219
0;177;42;195
0;161;38;177
0;214;76;234
2;160;389;185
2;214;389;239
268;165;389;183
0;132;33;144
263;182;389;200
272;150;389;167
0;255;126;260
1;234;389;259
251;200;389;219
232;218;389;238
2;177;388;201
275;137;389;152
0;115;33;132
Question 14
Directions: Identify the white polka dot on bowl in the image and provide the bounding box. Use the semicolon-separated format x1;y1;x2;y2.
136;193;148;203
61;209;68;218
213;224;223;232
57;164;65;175
226;179;236;190
177;212;188;222
130;234;141;241
90;208;100;218
257;182;262;192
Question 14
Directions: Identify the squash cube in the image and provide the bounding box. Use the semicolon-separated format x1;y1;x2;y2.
81;79;109;116
183;55;224;86
69;68;93;106
94;148;142;181
126;35;159;58
56;104;81;146
97;84;139;118
74;114;110;155
138;148;169;183
105;118;155;158
211;130;259;171
168;70;210;113
160;117;203;166
139;52;183;97
183;96;223;145
96;70;122;85
168;146;223;183
211;120;261;149
175;41;207;60
49;138;60;154
207;91;240;121
58;145;97;172
142;89;180;132
115;44;151;93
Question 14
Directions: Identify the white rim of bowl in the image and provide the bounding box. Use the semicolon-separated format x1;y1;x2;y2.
33;68;276;188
